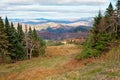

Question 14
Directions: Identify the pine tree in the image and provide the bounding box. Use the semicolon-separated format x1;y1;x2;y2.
4;17;13;52
4;17;14;56
105;2;114;17
0;17;9;63
116;0;120;10
17;23;24;43
32;28;38;40
5;17;10;33
32;28;46;57
4;19;25;61
92;10;102;34
76;11;104;59
28;26;32;39
10;23;25;61
76;1;120;60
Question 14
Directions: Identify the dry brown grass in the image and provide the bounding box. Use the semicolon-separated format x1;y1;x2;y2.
45;44;120;80
0;44;82;80
1;44;120;80
46;44;81;56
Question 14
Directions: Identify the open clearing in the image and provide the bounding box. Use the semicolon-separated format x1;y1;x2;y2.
0;44;120;80
0;44;82;80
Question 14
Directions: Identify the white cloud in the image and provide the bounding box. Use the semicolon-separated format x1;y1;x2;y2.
1;0;107;5
0;0;109;19
1;5;99;12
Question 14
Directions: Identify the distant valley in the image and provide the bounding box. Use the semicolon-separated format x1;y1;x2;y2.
38;25;91;40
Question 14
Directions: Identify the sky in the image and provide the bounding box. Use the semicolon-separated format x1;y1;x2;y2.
0;0;116;19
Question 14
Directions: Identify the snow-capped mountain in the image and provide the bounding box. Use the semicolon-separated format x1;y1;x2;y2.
9;18;93;40
9;17;93;31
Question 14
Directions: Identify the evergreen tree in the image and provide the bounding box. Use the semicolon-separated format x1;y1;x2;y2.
4;17;13;52
105;2;114;17
5;17;10;33
76;11;106;59
0;17;9;63
4;17;14;56
17;23;24;43
32;28;38;40
76;1;120;59
92;10;102;34
4;19;25;61
32;28;46;57
10;23;25;61
116;0;120;10
28;26;32;38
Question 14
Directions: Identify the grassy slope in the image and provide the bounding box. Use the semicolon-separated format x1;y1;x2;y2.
0;44;81;80
46;45;120;80
0;44;120;80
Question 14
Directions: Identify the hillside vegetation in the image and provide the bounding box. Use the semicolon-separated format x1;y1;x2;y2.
76;0;120;60
0;44;81;80
1;1;120;80
0;17;46;63
46;42;120;80
0;43;120;80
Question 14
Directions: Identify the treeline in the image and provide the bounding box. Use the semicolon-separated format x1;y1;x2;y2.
76;0;120;59
0;17;46;63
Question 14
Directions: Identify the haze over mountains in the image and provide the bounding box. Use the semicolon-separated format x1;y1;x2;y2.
9;17;93;27
9;17;93;40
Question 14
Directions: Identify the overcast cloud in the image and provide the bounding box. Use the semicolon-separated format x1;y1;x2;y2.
0;0;114;19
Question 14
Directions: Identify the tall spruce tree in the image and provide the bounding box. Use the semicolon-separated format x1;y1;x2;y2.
0;17;9;63
92;10;102;34
5;17;10;33
76;11;104;59
32;28;46;57
116;0;120;10
32;28;38;40
4;18;25;61
10;23;25;61
4;17;13;56
28;26;32;39
89;11;102;47
17;23;24;43
76;1;120;59
105;2;114;17
116;0;120;37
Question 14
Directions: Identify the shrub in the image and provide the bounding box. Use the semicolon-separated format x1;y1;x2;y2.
76;33;111;60
76;48;92;59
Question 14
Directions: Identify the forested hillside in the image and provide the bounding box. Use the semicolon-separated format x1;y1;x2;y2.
76;0;120;59
0;17;46;63
38;25;90;40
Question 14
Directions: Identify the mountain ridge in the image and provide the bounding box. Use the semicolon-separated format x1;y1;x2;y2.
8;17;93;25
8;18;92;40
38;25;91;40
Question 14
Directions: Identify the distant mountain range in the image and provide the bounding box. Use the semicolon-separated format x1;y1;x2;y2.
9;17;93;25
38;25;91;40
9;18;93;40
41;25;90;34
